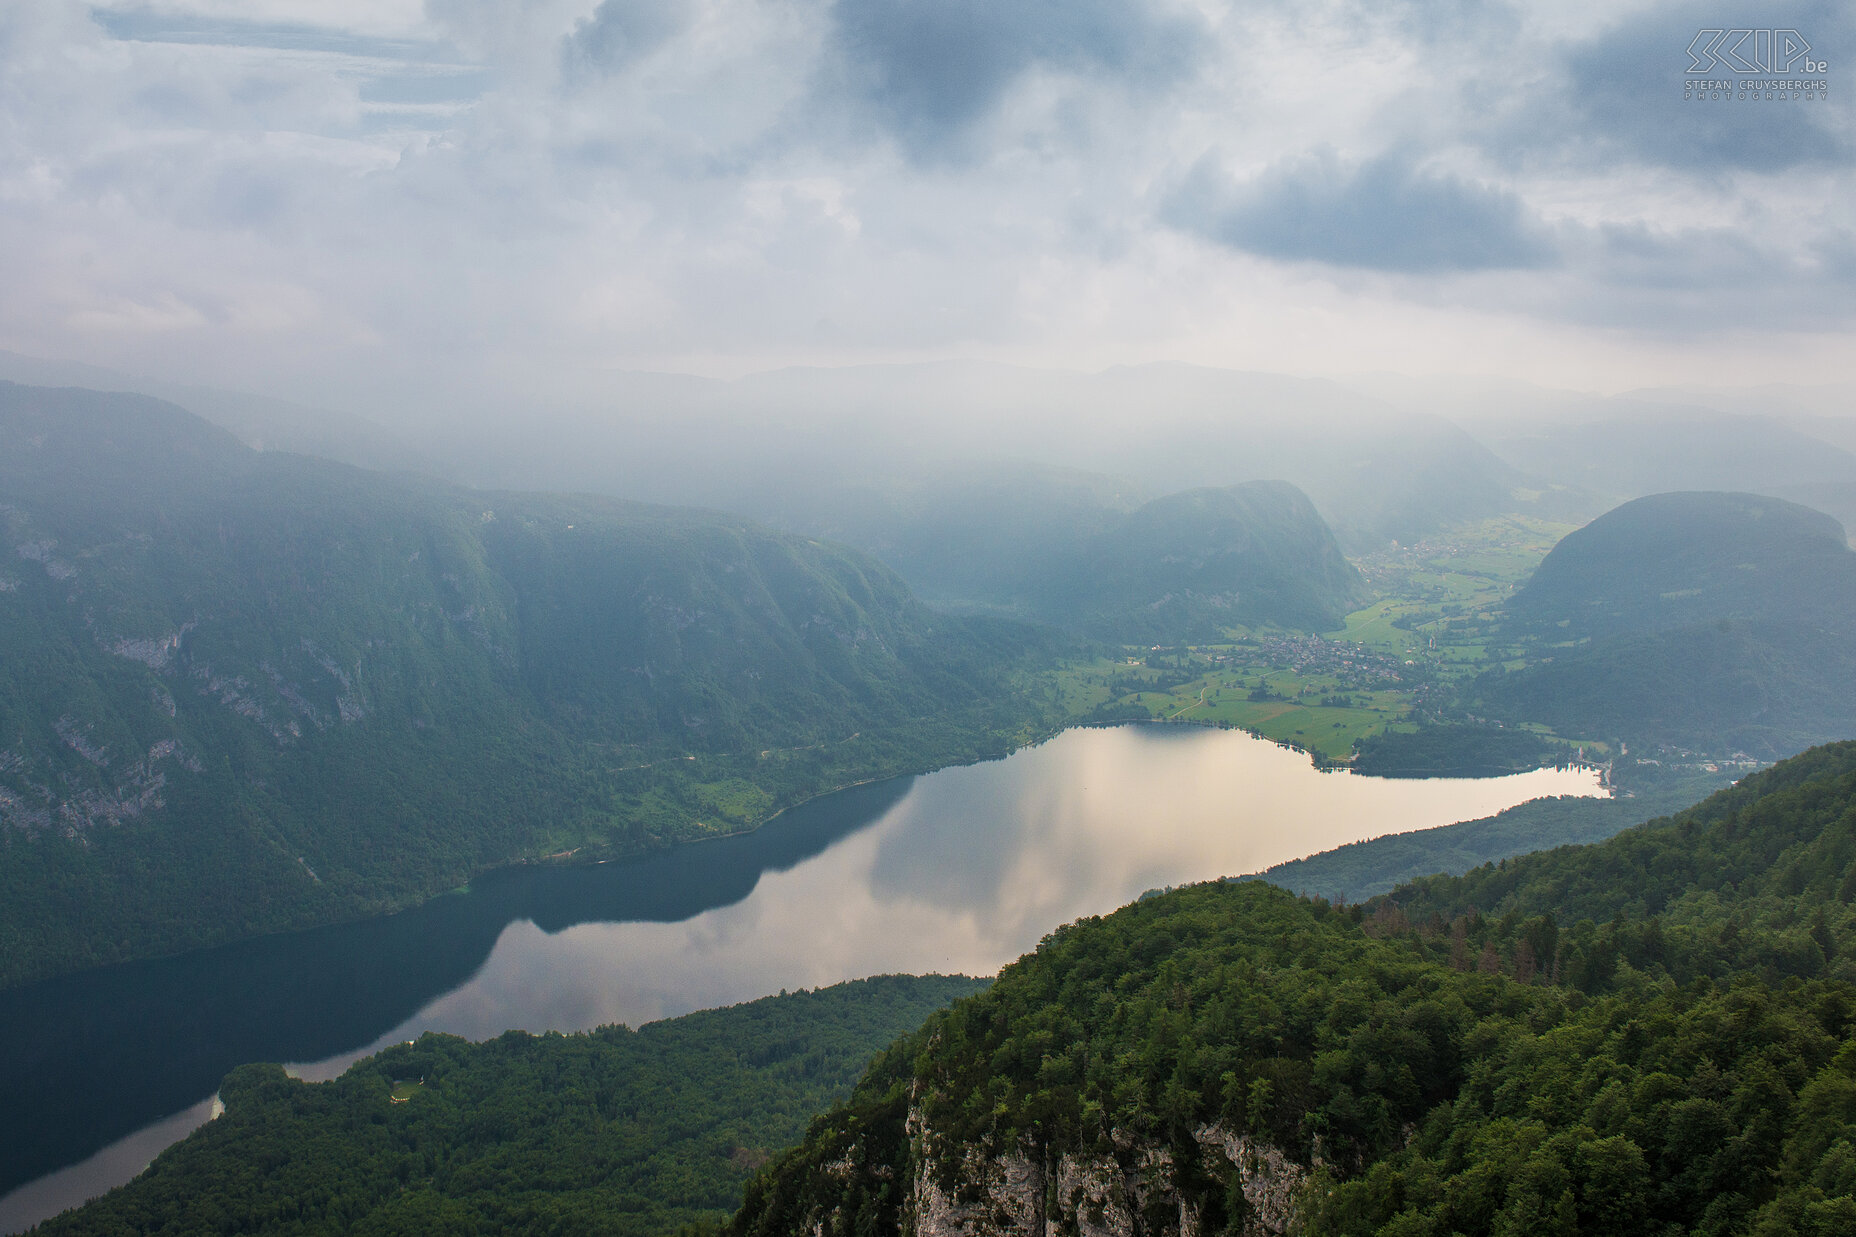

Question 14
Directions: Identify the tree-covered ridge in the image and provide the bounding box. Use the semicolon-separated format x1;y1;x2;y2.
1505;491;1856;639
1467;491;1856;758
1035;481;1367;641
1474;619;1856;758
731;742;1856;1237
1250;770;1729;904
0;383;1068;987
35;975;987;1237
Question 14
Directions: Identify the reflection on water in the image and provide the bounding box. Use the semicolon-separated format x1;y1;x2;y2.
0;776;913;1228
0;725;1600;1232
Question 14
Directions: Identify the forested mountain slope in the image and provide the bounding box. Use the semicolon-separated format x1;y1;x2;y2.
0;382;1064;987
34;975;986;1237
733;742;1856;1237
1473;492;1856;757
1505;490;1856;637
1251;769;1730;904
1033;481;1366;641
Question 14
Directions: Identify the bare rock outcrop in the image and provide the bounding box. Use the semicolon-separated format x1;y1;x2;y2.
904;1113;1305;1237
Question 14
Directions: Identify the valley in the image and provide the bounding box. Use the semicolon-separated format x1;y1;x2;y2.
0;726;1604;1232
4;374;1855;1236
31;742;1856;1237
1046;515;1599;763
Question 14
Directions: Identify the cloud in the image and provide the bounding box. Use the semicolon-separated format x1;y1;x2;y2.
1;0;1852;402
88;7;452;60
824;0;1201;159
561;0;687;80
1164;150;1557;273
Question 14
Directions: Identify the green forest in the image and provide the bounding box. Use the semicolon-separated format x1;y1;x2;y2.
733;741;1856;1237
1350;723;1556;778
36;975;985;1237
1470;492;1856;758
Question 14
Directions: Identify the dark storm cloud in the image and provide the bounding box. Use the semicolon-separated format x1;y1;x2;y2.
826;0;1202;159
1559;0;1851;172
561;0;688;79
1164;150;1557;273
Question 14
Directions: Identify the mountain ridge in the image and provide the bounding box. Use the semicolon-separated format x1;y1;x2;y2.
0;382;1066;988
1471;490;1856;757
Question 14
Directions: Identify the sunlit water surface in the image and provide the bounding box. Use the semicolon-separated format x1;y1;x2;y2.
1;725;1600;1232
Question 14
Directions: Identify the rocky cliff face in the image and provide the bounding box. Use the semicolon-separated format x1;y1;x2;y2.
725;885;1372;1237
904;1111;1307;1237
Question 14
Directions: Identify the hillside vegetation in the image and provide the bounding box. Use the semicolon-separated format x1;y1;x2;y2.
732;742;1856;1237
1251;770;1729;903
33;975;986;1237
0;382;1065;987
1034;481;1366;641
1474;492;1856;757
1504;491;1856;638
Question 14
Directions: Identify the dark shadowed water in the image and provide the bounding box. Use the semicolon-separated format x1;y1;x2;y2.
0;725;1599;1232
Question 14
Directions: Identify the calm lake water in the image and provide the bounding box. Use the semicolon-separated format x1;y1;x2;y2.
0;725;1601;1232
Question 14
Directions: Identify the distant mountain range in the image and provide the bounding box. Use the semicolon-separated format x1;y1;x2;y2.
1473;491;1856;755
798;471;1366;638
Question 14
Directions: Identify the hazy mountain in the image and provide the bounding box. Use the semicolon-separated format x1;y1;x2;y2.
0;382;1063;987
0;350;436;476
1622;382;1856;451
1768;481;1856;546
0;354;1580;560
1031;481;1366;640
1473;492;1856;755
1488;408;1856;506
729;459;1148;611
744;468;1363;640
1351;373;1856;524
1507;491;1856;637
436;361;1561;553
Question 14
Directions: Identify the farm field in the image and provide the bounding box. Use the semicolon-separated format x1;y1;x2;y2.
1049;515;1590;762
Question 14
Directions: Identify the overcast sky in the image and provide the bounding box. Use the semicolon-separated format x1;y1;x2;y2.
1;0;1850;410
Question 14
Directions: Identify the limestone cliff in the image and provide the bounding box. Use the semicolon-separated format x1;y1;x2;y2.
902;1111;1307;1237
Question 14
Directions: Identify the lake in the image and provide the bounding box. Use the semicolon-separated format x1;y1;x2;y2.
0;724;1601;1232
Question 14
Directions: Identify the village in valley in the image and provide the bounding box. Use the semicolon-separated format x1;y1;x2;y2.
1049;515;1608;764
